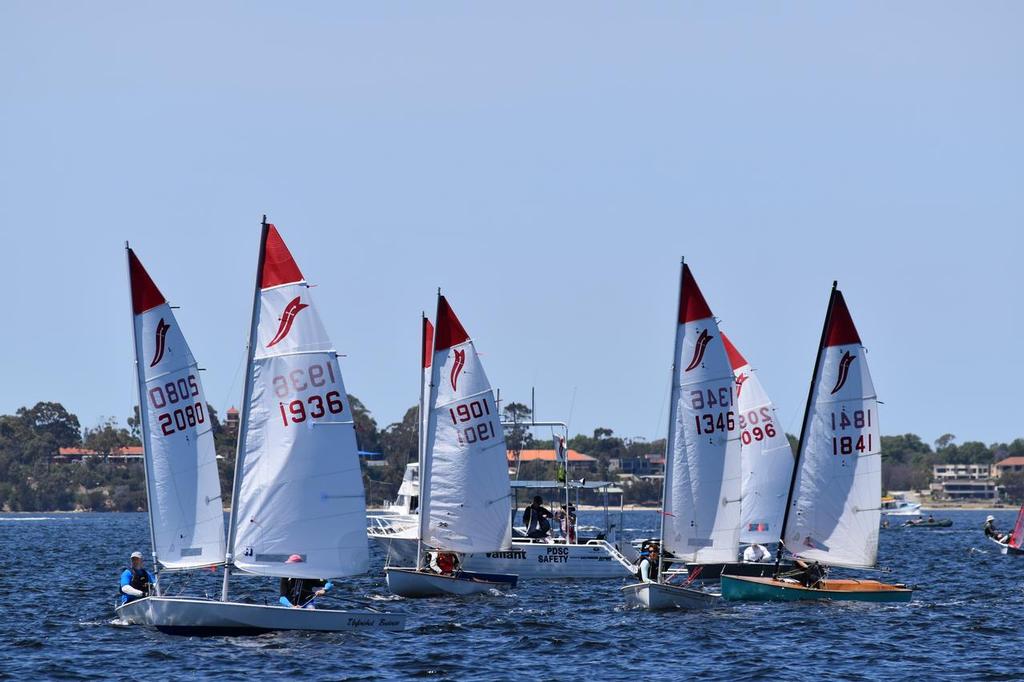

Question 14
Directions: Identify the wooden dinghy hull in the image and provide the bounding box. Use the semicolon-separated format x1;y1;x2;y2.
114;596;406;636
720;575;913;603
385;567;518;597
620;582;720;610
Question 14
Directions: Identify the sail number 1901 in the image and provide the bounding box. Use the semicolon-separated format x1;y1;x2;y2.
448;398;497;445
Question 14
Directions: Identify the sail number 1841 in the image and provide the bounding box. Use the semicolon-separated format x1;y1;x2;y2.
830;409;873;456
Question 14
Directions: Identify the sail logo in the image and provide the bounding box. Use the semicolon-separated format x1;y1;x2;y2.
268;296;309;347
450;349;466;391
735;372;748;398
830;351;856;395
150;318;171;367
685;329;713;372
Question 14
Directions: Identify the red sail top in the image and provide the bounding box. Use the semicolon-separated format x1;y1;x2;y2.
260;224;304;289
434;296;469;351
678;263;714;324
422;318;435;369
721;332;748;370
825;290;862;347
128;249;167;315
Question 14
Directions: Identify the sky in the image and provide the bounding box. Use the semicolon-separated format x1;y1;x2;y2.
1;3;1021;448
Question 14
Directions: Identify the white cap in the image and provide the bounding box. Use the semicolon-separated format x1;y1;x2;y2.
130;551;144;560
986;515;995;522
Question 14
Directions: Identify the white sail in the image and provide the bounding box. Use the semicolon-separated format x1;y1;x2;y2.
786;290;881;569
722;333;794;546
230;225;369;580
419;296;511;554
661;264;742;563
128;249;226;570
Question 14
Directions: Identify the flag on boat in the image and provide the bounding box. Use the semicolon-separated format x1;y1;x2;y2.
127;248;226;569
721;332;794;546
419;296;512;554
420;316;434;463
785;287;881;569
661;263;742;563
230;224;369;580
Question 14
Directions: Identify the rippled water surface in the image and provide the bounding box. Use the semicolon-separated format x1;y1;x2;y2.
2;509;1022;680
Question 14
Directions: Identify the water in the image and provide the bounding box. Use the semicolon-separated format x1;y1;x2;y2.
1;509;1021;681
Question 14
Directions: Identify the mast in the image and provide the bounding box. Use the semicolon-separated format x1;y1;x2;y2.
415;311;432;571
125;242;162;596
416;291;443;570
656;257;686;583
221;216;270;601
773;281;838;572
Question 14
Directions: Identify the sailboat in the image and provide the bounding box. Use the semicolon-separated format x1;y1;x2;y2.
683;333;796;583
621;260;741;610
385;294;518;597
990;506;1024;555
116;223;405;633
721;283;913;602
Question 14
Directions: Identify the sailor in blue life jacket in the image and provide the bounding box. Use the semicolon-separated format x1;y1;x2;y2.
278;554;332;608
119;551;155;604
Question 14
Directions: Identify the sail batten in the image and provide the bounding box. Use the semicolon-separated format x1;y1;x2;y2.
127;248;226;571
228;223;369;580
420;296;511;555
661;263;742;564
785;288;881;569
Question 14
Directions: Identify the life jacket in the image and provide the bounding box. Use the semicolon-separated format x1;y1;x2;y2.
436;553;455;574
130;567;150;594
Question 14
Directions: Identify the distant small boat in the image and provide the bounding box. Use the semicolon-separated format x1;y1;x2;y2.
881;495;922;516
902;518;952;529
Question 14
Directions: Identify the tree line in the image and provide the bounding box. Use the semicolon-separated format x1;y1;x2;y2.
1;399;1022;512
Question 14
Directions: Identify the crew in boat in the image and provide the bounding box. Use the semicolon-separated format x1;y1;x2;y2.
636;542;660;583
984;515;1010;543
119;551;155;604
556;503;577;543
789;559;827;588
523;496;553;539
742;543;771;563
427;551;459;576
279;555;331;608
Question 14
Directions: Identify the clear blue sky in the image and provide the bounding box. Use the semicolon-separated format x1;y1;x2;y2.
2;3;1021;448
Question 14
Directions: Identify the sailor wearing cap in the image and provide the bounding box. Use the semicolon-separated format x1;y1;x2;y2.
119;551;155;604
278;554;332;608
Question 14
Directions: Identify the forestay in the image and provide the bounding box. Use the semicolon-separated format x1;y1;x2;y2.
128;249;226;569
230;225;369;580
722;333;794;546
786;290;881;569
661;264;742;564
419;296;511;554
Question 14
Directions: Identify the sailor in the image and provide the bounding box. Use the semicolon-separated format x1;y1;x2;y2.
523;496;553;540
279;554;331;608
119;551;155;604
984;515;1009;542
636;543;660;583
428;551;459;576
556;503;577;543
742;543;771;563
792;559;826;588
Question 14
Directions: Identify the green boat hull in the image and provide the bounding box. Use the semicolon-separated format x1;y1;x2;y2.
720;575;913;603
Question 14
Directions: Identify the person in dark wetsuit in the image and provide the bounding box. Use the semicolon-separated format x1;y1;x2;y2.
984;515;1010;543
119;551;155;604
279;554;331;608
523;496;553;539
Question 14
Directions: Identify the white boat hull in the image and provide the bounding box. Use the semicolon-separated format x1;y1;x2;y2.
988;536;1024;555
373;535;635;578
115;596;405;635
621;582;720;610
618;581;716;606
385;567;516;598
